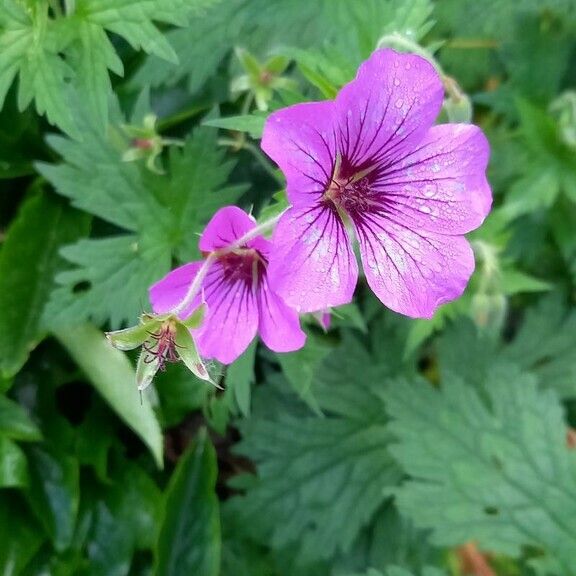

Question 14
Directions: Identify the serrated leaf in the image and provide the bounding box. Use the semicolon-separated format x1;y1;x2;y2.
500;295;576;398
39;117;244;327
53;323;164;468
133;0;434;93
0;191;88;377
230;336;402;565
43;234;171;329
155;429;220;576
276;330;334;412
387;364;576;574
0;0;222;131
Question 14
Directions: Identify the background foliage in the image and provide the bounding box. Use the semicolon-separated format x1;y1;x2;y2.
1;0;576;574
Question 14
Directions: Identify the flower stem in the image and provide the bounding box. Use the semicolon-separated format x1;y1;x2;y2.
171;254;216;316
170;210;287;316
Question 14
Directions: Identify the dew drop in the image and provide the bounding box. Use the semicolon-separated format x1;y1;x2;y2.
395;99;404;109
393;78;400;87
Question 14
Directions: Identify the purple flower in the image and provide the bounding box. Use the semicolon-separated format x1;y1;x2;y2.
149;206;306;364
261;49;492;318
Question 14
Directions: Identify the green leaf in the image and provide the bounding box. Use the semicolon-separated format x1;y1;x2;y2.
0;493;44;575
53;323;164;468
0;436;28;487
203;114;266;138
0;0;220;131
84;462;162;574
500;268;552;295
230;337;401;565
226;340;257;417
155;429;220;576
39;119;243;327
0;395;41;441
0;2;79;136
387;364;576;574
349;568;447;576
0;191;88;378
276;330;334;412
500;295;576;398
44;234;171;329
133;0;434;92
438;294;576;400
24;446;80;551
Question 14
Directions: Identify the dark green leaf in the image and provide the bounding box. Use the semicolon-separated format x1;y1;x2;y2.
53;323;164;467
388;365;576;574
155;429;220;576
25;446;80;551
0;493;44;574
0;191;88;377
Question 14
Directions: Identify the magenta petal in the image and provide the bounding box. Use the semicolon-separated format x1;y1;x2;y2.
334;49;443;168
257;276;306;353
199;206;257;252
373;124;492;235
194;263;258;364
267;206;358;313
261;101;336;207
149;261;203;319
356;217;475;318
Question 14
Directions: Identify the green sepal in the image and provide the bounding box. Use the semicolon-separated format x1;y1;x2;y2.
266;55;291;75
181;304;207;330
136;346;161;392
105;320;160;351
174;324;217;387
236;48;263;79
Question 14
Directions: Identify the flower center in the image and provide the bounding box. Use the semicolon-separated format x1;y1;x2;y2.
143;320;180;371
322;154;380;216
217;248;266;291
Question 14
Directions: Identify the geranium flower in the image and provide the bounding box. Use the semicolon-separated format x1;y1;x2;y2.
261;48;492;318
149;206;306;364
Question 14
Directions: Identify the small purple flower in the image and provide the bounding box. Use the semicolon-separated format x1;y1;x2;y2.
149;206;306;364
261;49;492;318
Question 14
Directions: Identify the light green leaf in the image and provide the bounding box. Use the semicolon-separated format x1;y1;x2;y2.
500;268;551;295
0;191;88;378
0;436;28;488
203;114;266;138
388;364;576;574
53;323;164;468
0;395;42;441
155;428;220;576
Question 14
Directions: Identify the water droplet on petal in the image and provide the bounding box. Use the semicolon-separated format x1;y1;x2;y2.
395;99;404;109
393;78;400;87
